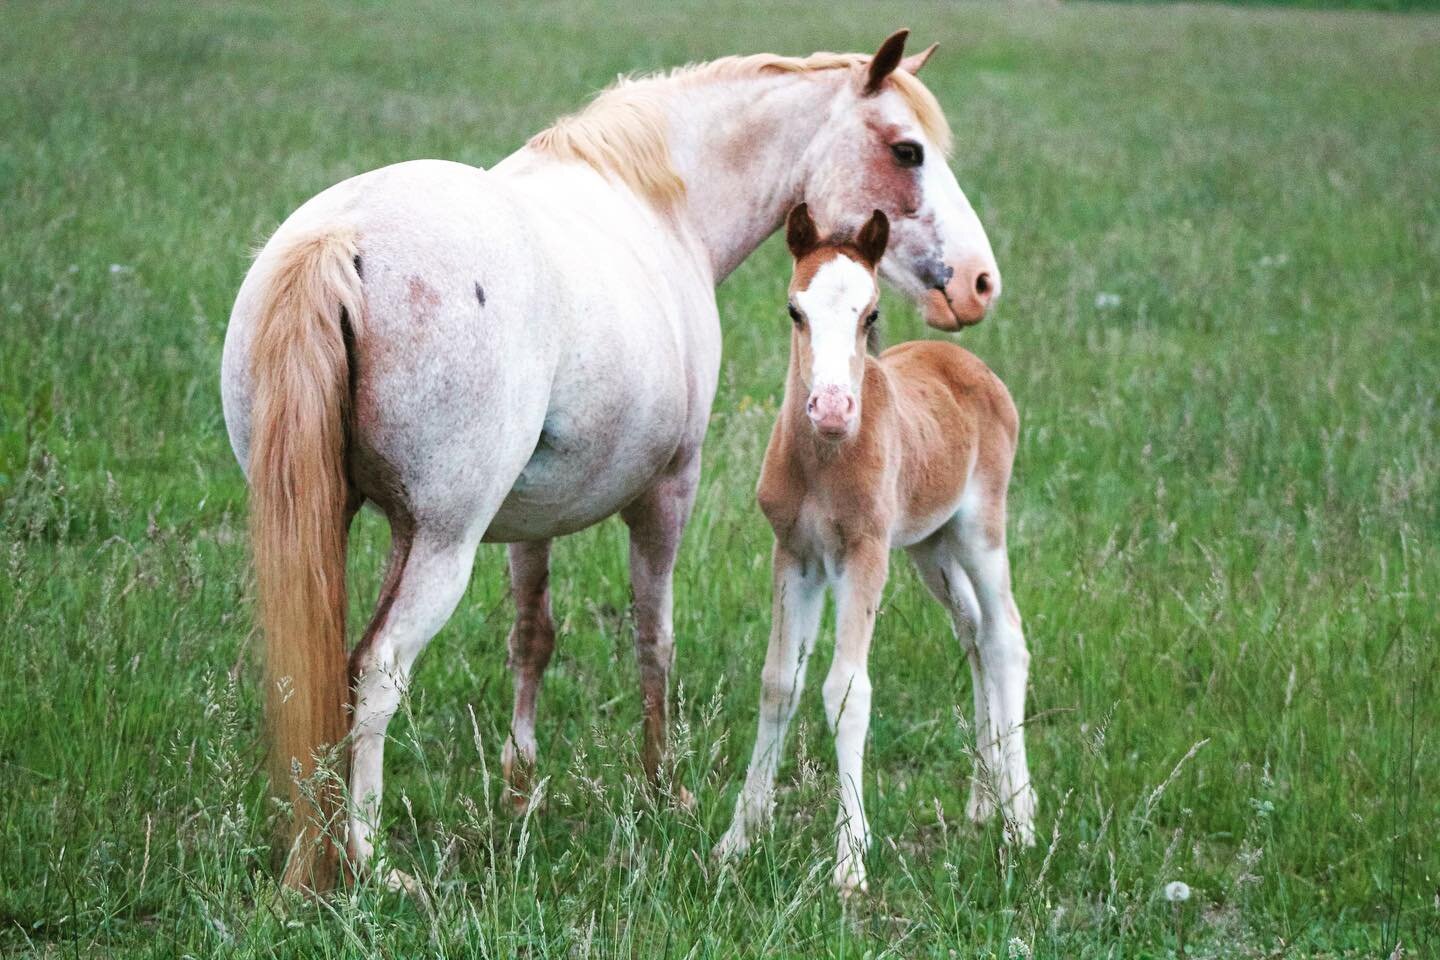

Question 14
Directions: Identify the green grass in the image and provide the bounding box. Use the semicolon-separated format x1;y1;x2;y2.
2;1;1437;956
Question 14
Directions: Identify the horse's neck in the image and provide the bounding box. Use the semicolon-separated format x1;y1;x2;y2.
666;74;837;281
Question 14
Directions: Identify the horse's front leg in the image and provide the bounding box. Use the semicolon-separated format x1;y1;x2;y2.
713;543;825;860
620;454;700;802
502;539;555;814
824;538;888;895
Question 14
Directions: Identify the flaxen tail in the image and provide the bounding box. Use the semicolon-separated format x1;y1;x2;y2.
247;228;363;892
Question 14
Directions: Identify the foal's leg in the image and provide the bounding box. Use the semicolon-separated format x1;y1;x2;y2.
955;509;1036;846
620;456;700;800
906;540;1000;824
713;545;826;859
501;539;555;813
824;540;888;894
349;529;482;881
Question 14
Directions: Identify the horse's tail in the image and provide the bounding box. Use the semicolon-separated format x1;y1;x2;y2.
246;227;363;893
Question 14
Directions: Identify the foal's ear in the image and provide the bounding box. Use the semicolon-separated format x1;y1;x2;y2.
901;42;938;76
854;210;890;267
786;203;820;260
864;29;909;96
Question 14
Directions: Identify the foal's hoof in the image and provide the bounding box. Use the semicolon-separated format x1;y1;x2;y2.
711;826;751;862
965;785;997;825
1005;819;1037;848
833;865;869;899
380;866;420;895
1003;785;1038;848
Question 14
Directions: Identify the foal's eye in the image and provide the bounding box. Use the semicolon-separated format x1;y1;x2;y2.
890;141;924;168
787;303;803;325
864;309;879;329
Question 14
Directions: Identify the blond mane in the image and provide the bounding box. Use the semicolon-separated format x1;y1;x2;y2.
527;51;953;212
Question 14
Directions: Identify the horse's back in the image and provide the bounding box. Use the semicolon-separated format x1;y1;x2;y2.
880;339;1017;447
223;159;557;535
873;339;1017;546
223;157;717;542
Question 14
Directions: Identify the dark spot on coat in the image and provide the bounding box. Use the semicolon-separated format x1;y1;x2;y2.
475;282;486;307
353;255;363;280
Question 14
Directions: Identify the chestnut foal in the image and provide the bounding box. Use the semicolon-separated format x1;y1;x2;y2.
714;205;1035;894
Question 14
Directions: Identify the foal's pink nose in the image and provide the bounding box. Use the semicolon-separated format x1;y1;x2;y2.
807;386;856;437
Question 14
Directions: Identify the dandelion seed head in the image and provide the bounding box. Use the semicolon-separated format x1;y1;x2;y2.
1164;880;1192;902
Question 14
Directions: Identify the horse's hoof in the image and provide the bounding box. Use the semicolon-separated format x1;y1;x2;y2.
503;786;536;816
674;784;697;813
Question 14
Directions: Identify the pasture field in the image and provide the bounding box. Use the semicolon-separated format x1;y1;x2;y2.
2;1;1438;956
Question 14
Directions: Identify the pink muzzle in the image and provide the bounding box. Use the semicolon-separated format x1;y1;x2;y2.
806;385;856;437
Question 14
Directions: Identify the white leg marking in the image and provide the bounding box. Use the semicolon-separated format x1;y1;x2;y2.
714;549;825;860
821;545;886;894
908;543;999;823
348;536;479;870
958;537;1036;846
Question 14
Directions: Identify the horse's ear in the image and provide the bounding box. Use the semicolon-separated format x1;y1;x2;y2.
901;42;938;76
855;210;889;267
864;29;909;96
786;203;820;260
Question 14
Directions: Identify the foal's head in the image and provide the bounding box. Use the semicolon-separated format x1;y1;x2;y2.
785;203;887;442
803;29;1000;330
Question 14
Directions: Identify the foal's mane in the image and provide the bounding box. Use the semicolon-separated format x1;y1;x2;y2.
527;52;953;212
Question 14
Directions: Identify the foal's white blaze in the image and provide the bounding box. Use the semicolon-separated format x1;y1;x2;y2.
795;255;874;433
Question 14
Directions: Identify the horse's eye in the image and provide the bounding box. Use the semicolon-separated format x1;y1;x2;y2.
864;309;879;329
788;303;803;325
890;141;924;168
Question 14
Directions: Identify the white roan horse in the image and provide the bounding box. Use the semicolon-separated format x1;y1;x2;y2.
221;30;1000;891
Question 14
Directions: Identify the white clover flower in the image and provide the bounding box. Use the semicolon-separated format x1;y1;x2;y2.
1164;880;1191;903
1007;936;1032;959
1095;292;1121;309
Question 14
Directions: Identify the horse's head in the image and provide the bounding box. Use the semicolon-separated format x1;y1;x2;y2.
784;203;887;441
802;30;999;330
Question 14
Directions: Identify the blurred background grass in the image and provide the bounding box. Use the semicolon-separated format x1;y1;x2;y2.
1;1;1437;956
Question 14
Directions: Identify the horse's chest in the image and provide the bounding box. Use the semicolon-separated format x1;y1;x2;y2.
773;492;881;576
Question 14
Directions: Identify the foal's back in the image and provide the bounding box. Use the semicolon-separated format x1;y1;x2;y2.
869;339;1017;546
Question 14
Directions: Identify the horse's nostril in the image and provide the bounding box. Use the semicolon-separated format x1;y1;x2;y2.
975;272;992;297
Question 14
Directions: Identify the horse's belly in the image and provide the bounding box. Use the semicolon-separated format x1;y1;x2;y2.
482;378;691;542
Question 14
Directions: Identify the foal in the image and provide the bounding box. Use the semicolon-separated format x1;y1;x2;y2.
714;205;1035;894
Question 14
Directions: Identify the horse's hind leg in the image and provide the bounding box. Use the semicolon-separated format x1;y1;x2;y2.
954;505;1036;846
501;539;555;813
908;537;1002;825
347;527;483;878
620;453;700;804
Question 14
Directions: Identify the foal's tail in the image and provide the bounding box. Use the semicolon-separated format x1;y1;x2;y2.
247;228;363;893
